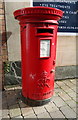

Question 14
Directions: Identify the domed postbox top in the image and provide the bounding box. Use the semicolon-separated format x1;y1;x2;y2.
13;6;63;21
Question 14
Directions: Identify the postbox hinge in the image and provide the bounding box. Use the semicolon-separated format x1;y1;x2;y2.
21;26;26;32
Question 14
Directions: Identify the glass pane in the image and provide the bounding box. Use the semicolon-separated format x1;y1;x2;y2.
40;40;50;57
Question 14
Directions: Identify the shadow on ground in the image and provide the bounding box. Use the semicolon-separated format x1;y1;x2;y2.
2;87;30;110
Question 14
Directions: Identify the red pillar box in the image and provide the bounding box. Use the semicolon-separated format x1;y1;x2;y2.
13;7;63;106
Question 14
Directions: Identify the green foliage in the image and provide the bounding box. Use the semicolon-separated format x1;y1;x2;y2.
4;62;10;74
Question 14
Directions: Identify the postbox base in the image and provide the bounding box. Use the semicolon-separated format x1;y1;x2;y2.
21;94;52;106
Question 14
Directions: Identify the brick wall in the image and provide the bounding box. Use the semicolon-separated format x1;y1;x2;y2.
0;2;8;90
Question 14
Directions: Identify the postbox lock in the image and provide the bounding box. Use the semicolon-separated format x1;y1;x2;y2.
50;69;55;73
21;25;26;32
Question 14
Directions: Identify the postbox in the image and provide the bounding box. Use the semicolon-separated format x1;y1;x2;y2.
13;7;63;106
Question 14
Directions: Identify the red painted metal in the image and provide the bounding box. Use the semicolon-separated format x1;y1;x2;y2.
13;7;63;102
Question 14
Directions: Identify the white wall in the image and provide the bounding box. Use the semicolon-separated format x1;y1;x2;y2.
5;2;30;61
56;36;76;66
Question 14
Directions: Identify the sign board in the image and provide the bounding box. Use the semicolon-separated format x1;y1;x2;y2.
33;0;78;34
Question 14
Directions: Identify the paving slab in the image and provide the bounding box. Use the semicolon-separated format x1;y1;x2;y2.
9;104;21;118
51;96;67;107
66;88;75;94
65;99;76;108
54;82;59;89
2;118;10;120
24;114;37;119
2;109;10;118
53;91;58;97
24;118;38;120
45;101;59;111
13;115;23;118
33;106;46;115
72;107;76;113
54;88;64;94
56;81;66;86
63;80;75;87
60;85;72;92
37;112;51;119
2;79;77;119
18;100;28;108
58;91;72;101
50;110;65;118
72;96;76;102
60;105;76;118
2;99;8;110
70;79;76;85
6;90;18;106
67;92;76;98
72;86;76;92
21;107;34;116
0;110;2;117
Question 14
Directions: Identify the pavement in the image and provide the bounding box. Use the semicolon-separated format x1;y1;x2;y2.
1;79;77;120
